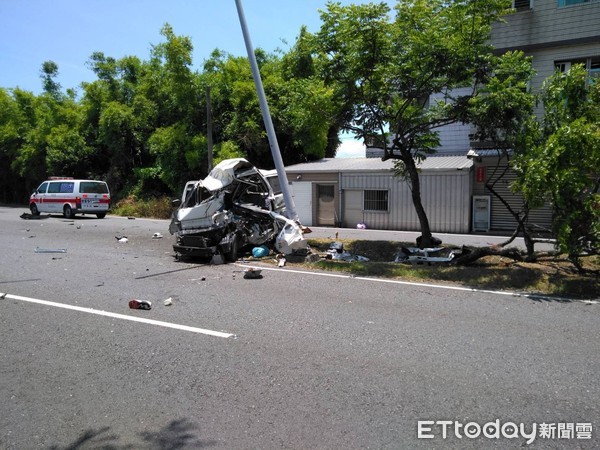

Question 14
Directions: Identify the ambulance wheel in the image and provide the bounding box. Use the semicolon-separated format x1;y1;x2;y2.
96;213;106;219
63;205;75;219
30;203;40;216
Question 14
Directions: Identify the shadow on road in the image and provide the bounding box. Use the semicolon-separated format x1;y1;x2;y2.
48;418;217;449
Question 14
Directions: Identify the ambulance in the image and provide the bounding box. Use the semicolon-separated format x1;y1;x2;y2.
29;178;111;219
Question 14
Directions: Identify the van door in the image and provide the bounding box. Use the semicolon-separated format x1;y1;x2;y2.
32;182;49;213
45;182;62;213
47;181;75;213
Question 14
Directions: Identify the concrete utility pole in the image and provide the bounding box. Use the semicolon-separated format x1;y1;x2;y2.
234;0;299;222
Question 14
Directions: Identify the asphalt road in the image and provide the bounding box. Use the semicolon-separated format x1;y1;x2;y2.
0;207;598;449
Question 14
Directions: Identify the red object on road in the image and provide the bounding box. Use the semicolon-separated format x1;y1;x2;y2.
129;299;152;310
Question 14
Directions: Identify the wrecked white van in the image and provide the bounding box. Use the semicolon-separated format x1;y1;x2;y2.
169;158;306;261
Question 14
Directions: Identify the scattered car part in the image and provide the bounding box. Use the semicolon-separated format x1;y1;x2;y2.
35;247;67;253
129;299;152;310
394;247;458;265
243;267;263;279
325;241;370;262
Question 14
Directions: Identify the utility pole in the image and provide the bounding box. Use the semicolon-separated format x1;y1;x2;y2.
234;0;299;222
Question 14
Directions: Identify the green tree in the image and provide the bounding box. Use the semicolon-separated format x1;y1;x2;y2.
148;123;205;193
202;44;336;169
40;60;62;99
514;65;599;270
44;95;92;176
280;26;341;159
0;88;29;202
313;0;512;246
97;101;141;193
148;24;200;127
467;51;541;257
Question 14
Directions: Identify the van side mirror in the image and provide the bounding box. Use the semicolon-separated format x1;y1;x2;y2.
172;199;181;207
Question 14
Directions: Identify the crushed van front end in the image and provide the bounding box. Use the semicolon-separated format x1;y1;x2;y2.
169;158;301;261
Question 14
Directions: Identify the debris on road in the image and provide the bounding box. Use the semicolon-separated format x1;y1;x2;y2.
129;299;152;310
152;232;163;239
325;241;370;262
243;267;263;279
35;247;67;253
163;297;173;306
252;245;270;258
116;236;128;243
20;212;50;220
394;246;459;265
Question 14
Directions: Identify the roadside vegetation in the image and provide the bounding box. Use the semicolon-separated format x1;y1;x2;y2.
111;195;174;220
304;239;600;299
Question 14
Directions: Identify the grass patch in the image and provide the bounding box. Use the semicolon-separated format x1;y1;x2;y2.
111;195;173;219
306;238;600;299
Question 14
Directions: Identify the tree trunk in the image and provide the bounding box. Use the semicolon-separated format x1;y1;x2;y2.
453;246;523;265
399;148;433;248
484;180;536;259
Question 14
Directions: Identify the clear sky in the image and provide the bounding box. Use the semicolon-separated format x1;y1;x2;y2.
0;0;394;157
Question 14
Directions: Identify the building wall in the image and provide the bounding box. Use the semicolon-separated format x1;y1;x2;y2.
287;172;340;227
472;158;553;232
491;0;600;52
530;41;600;112
431;87;474;154
340;171;472;233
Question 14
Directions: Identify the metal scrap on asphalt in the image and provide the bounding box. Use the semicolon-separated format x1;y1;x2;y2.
34;247;67;254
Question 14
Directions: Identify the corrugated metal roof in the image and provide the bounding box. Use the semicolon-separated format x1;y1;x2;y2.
285;156;472;173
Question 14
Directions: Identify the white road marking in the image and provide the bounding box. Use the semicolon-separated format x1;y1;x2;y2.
237;264;586;303
0;293;235;338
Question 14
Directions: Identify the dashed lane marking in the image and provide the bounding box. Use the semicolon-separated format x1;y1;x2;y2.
0;293;235;338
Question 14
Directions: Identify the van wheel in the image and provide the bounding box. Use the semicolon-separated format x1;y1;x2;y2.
224;233;239;262
30;203;40;216
96;213;106;219
63;205;75;219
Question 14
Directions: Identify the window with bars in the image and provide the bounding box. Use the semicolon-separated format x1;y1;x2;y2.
363;190;389;212
555;57;600;82
513;0;532;11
